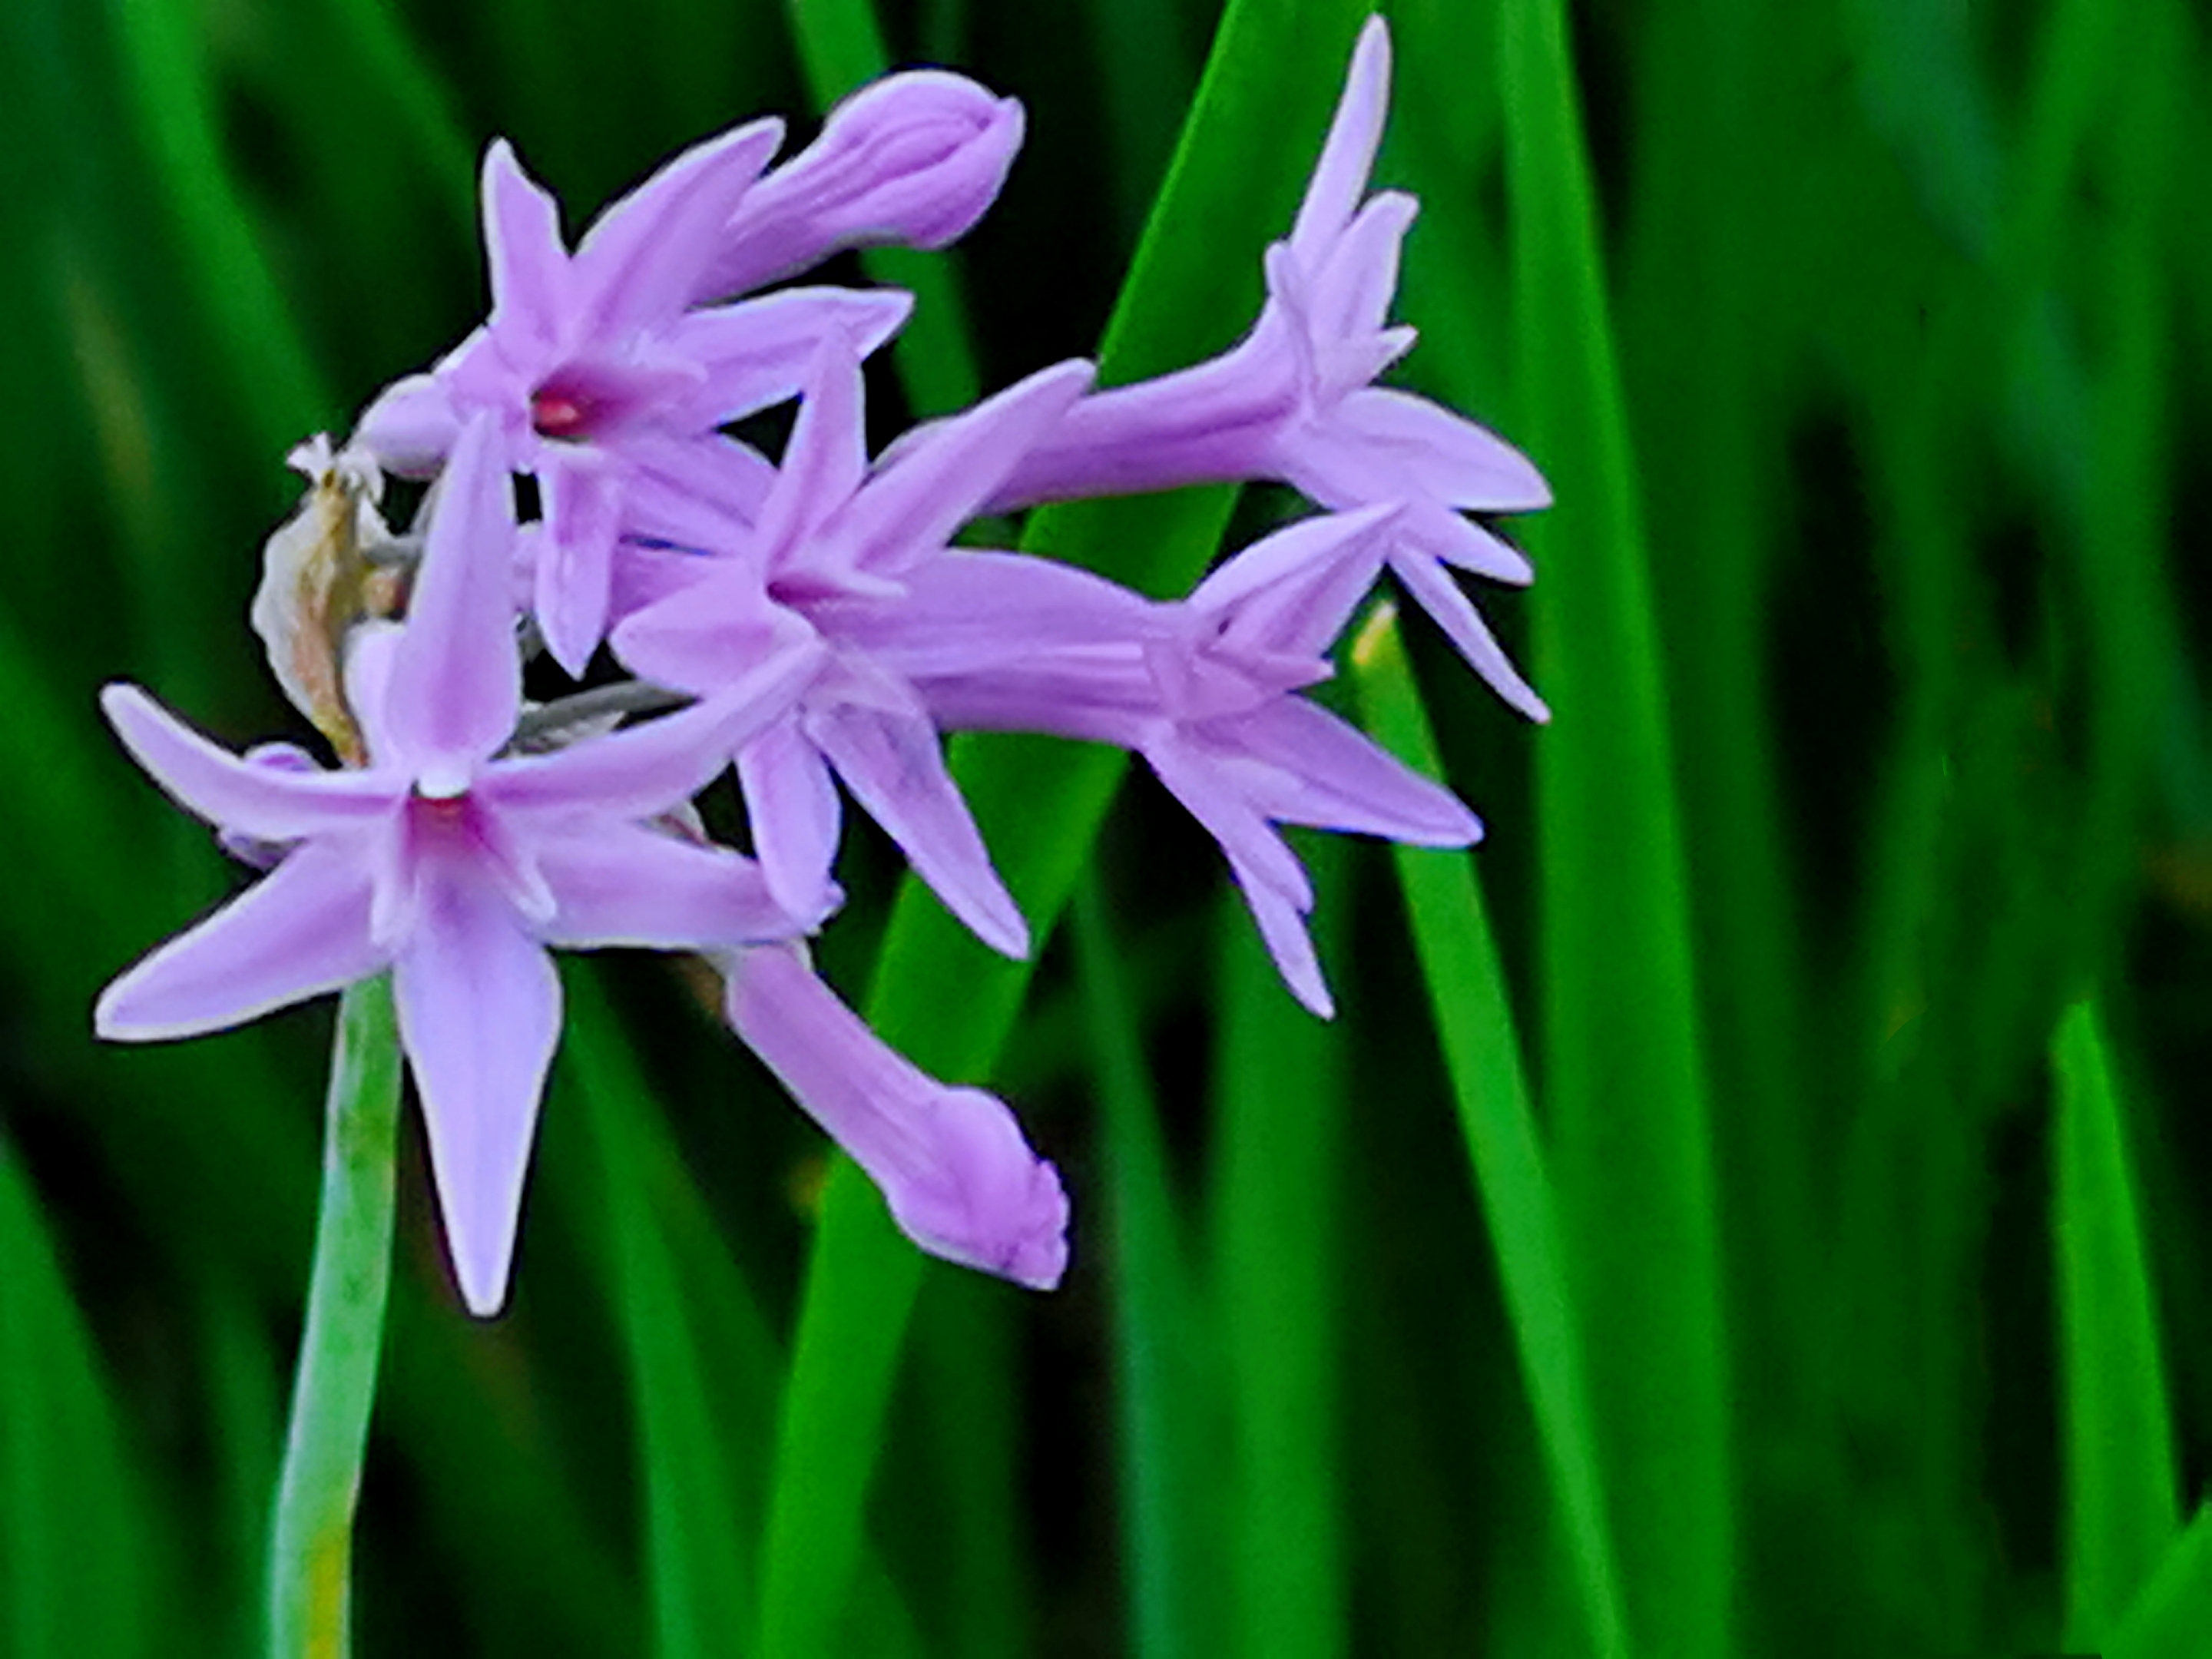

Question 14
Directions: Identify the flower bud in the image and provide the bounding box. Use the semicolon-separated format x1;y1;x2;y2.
692;71;1025;300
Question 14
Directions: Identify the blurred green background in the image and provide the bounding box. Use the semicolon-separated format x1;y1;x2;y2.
2;0;2208;1654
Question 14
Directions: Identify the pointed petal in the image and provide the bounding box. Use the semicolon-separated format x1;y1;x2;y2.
1221;698;1483;844
726;944;1068;1289
353;372;464;474
383;415;523;786
1188;505;1396;656
575;118;783;337
808;689;1028;958
753;334;867;566
482;141;572;356
737;717;845;922
663;287;914;428
1289;16;1392;263
537;825;804;946
101;684;399;839
96;843;386;1040
1329;387;1553;512
1389;552;1550;721
616;432;774;551
831;359;1095;576
1308;191;1416;345
487;652;814;820
1144;734;1313;911
534;452;625;677
1232;855;1335;1018
393;868;562;1316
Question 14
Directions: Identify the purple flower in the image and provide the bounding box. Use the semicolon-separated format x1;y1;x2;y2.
691;70;1026;302
611;335;1095;952
724;943;1068;1288
96;416;815;1314
887;507;1482;1015
979;16;1551;720
356;126;912;674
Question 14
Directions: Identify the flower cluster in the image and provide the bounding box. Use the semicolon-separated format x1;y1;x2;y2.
94;17;1545;1315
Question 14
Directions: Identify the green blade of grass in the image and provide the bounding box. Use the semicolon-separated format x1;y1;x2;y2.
1214;857;1347;1659
565;974;757;1657
267;975;406;1659
112;0;336;448
1500;2;1733;1653
2054;998;2180;1648
0;1131;161;1659
1352;604;1630;1659
2108;1503;2212;1659
754;5;1373;1654
1071;875;1225;1659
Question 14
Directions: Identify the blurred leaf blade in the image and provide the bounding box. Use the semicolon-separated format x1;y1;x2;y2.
1500;0;1734;1652
1352;604;1630;1659
2055;998;2179;1647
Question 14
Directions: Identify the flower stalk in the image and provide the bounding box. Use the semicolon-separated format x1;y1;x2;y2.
267;975;405;1659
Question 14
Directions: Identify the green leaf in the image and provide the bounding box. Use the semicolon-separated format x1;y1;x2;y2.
0;1131;161;1659
2054;998;2179;1648
1500;0;1733;1651
1351;604;1630;1659
1072;876;1225;1659
2108;1503;2212;1659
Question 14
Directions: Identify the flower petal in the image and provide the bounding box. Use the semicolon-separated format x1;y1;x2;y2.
1215;698;1482;845
382;414;524;785
819;550;1162;680
393;866;563;1316
101;684;399;839
725;944;1068;1289
663;286;914;429
353;372;465;475
807;687;1028;959
96;842;385;1041
482;141;572;358
1388;551;1550;721
1288;15;1391;264
574;118;783;337
534;452;625;677
536;824;806;947
485;651;816;820
828;359;1094;577
752;333;868;569
737;717;844;925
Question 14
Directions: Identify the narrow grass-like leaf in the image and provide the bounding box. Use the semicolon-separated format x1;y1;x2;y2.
756;6;1369;1654
565;974;754;1658
111;0;336;447
1500;2;1733;1654
267;975;405;1659
2054;998;2180;1647
2108;1503;2212;1659
1351;604;1630;1659
0;1131;160;1659
1072;875;1224;1659
1214;861;1347;1659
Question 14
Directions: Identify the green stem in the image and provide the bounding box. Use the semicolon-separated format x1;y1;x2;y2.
267;975;404;1659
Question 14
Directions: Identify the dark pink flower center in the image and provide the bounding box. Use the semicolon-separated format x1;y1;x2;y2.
531;383;594;439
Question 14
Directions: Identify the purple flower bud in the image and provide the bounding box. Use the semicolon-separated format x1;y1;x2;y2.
693;71;1025;300
724;944;1068;1290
